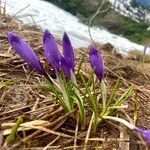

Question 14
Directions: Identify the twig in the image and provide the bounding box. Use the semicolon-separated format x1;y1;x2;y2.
88;0;110;45
12;4;30;17
83;112;94;150
22;109;76;143
42;135;60;150
73;111;79;150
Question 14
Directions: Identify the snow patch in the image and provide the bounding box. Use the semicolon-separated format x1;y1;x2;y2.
2;0;150;54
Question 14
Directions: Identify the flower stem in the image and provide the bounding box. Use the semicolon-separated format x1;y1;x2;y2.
102;116;135;130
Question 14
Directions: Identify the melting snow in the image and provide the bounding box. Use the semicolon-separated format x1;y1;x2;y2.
3;0;150;54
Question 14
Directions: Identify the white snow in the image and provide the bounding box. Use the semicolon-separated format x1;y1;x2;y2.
109;0;150;25
2;0;150;54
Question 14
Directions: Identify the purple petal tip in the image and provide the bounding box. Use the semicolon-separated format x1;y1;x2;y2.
62;32;74;70
43;29;60;69
60;56;71;80
89;46;104;81
134;127;150;145
7;31;45;75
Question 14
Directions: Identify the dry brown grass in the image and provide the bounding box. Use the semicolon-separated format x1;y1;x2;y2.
127;49;150;63
0;6;150;150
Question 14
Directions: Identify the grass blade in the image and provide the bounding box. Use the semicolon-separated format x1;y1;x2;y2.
6;116;23;144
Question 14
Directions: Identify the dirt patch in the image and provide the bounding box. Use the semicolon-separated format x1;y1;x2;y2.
0;10;150;150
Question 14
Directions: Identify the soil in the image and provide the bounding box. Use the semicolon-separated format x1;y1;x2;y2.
0;11;150;150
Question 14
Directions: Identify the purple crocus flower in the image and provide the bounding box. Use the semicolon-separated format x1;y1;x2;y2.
60;56;71;79
134;127;150;145
7;32;46;75
143;45;147;55
62;32;74;71
43;29;60;70
103;116;150;146
89;46;104;81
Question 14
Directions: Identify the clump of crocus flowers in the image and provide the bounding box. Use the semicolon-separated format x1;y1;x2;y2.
7;30;75;81
7;30;150;145
7;30;85;128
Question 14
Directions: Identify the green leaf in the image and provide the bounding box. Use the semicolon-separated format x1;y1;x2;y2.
76;53;85;75
0;79;14;89
6;116;23;144
80;73;98;115
101;79;107;111
73;92;85;129
100;85;133;119
57;72;72;112
37;83;52;91
112;85;133;108
107;78;120;107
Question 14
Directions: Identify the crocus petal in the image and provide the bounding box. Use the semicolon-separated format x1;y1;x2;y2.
62;32;74;70
43;29;60;69
134;127;150;145
7;32;45;75
60;56;71;80
143;46;147;55
89;46;104;81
